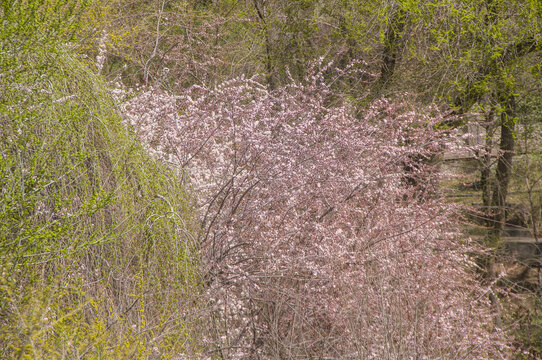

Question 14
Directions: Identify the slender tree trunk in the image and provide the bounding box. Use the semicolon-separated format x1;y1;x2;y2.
491;89;516;235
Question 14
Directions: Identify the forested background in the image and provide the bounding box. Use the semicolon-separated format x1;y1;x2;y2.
2;0;542;358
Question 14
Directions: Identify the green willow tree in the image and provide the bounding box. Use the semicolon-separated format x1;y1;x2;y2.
1;1;199;358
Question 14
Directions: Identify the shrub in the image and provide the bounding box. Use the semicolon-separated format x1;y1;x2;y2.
123;63;507;359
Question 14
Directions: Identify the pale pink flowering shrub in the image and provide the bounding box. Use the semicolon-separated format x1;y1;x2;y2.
121;66;506;359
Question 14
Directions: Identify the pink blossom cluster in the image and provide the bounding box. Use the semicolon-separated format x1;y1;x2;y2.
121;67;505;359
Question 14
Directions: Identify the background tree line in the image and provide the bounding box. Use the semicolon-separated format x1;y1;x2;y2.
102;0;542;234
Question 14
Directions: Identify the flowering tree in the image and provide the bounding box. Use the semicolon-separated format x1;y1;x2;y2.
121;64;506;359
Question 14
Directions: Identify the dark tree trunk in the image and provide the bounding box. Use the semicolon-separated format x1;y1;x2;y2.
490;89;516;235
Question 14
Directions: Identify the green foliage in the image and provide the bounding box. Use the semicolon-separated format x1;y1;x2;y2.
0;1;200;358
1;0;92;59
507;296;542;359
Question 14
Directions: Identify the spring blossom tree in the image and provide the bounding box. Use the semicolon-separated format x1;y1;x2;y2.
119;63;506;359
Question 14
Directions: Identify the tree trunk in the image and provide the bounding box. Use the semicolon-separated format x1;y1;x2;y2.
491;89;516;235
